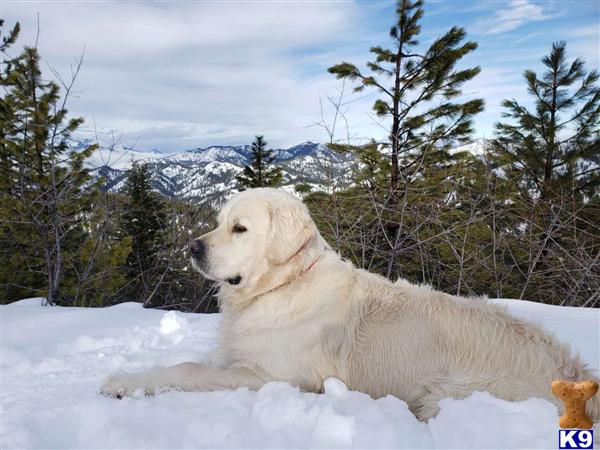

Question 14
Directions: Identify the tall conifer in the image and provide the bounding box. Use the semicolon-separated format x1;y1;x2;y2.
0;26;97;304
328;0;483;203
493;41;600;200
120;162;166;302
236;135;283;189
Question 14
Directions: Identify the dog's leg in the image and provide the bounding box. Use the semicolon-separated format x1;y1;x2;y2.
101;362;266;398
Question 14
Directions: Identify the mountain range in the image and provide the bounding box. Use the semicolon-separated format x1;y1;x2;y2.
82;140;357;204
81;139;487;204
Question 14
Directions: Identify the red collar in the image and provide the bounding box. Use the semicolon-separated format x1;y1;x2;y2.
300;255;321;277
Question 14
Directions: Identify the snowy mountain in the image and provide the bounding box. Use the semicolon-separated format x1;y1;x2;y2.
84;139;490;204
84;141;356;203
451;138;489;157
2;297;598;448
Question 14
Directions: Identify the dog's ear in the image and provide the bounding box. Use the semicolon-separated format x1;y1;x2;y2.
267;198;315;265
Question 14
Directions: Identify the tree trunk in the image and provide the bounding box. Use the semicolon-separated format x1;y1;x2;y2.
542;71;558;200
386;39;404;275
389;43;403;206
44;236;57;305
536;71;559;277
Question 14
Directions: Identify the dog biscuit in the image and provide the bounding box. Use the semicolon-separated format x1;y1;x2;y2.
551;379;598;429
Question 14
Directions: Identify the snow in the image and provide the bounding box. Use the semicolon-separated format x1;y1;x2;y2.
81;139;356;203
452;138;488;157
167;147;247;165
1;298;598;449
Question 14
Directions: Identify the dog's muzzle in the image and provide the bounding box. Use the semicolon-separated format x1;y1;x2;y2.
190;239;242;286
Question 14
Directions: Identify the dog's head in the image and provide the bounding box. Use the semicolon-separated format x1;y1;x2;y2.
190;188;319;297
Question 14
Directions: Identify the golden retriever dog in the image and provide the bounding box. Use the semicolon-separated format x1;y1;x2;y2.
102;188;599;422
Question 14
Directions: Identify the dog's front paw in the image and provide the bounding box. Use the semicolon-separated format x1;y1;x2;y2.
101;373;154;398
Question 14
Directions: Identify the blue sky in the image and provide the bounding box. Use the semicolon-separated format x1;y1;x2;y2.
2;0;598;151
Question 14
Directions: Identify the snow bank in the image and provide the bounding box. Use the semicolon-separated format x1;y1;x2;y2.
1;299;598;449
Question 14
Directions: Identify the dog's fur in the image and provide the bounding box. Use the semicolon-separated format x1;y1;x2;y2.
102;188;599;422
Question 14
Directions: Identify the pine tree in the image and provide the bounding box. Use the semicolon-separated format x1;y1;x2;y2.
120;162;166;302
0;20;20;119
491;42;600;299
0;20;21;207
0;27;98;305
493;41;600;201
236;135;283;189
328;0;483;203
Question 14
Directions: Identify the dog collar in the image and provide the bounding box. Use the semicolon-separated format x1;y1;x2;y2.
300;255;321;278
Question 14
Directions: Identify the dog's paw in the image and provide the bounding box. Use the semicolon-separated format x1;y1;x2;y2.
100;373;153;398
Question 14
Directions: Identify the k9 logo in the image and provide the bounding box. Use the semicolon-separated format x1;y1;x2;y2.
558;429;594;449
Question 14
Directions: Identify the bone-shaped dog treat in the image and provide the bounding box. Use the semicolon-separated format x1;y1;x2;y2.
551;379;599;429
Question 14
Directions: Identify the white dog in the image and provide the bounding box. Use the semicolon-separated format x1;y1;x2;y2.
102;188;599;422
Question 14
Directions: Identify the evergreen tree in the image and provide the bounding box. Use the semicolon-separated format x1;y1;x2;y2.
1;20;21;210
0;28;98;305
0;20;20;85
120;162;166;302
236;135;283;189
493;41;600;201
328;0;483;202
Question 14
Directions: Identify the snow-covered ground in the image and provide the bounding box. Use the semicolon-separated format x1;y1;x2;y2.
1;298;598;449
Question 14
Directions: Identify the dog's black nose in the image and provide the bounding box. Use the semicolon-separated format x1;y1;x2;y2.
190;240;206;260
227;275;242;285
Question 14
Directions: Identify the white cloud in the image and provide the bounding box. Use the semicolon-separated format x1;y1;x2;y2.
569;24;599;39
2;1;378;151
474;0;562;35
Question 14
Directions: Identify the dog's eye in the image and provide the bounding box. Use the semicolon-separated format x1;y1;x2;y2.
232;224;247;234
